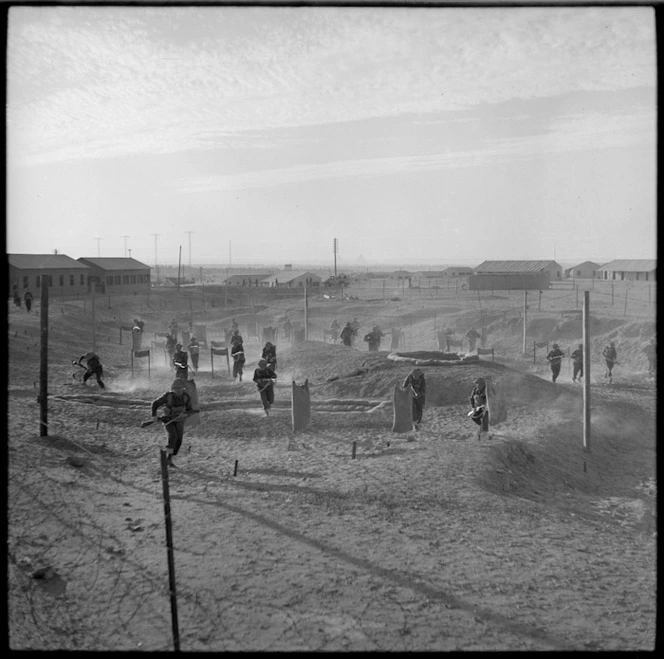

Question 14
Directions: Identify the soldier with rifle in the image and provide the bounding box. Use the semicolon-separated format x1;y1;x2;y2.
253;358;277;415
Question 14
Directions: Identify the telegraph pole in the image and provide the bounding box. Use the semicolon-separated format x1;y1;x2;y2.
583;291;591;453
151;233;160;285
95;237;102;257
121;235;130;257
185;231;194;277
177;246;182;293
91;281;96;353
333;238;338;277
304;285;309;340
522;290;528;354
39;279;49;436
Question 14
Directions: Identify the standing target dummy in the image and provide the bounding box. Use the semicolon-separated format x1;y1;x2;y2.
392;383;414;433
291;379;311;432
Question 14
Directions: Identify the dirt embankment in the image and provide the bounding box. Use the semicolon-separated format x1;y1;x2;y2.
6;292;657;652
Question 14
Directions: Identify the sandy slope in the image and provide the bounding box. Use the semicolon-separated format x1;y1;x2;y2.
6;291;656;651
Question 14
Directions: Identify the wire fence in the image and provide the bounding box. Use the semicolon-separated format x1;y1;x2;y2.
8;276;656;650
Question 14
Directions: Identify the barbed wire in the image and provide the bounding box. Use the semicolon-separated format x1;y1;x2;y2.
8;280;655;650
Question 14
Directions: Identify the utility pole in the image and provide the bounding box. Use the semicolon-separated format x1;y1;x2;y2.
121;235;130;257
177;246;182;293
304;284;309;340
39;279;49;437
522;290;528;354
95;237;102;257
91;281;96;353
151;233;160;285
185;231;194;277
333;238;338;277
583;291;591;453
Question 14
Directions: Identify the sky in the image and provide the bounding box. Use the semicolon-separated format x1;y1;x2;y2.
5;4;657;268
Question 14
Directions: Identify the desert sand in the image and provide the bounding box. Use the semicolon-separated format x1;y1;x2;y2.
7;282;656;651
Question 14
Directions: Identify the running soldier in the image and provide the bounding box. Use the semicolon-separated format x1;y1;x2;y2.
262;341;277;370
253;359;277;415
364;325;384;352
172;344;189;381
570;344;583;382
602;341;618;383
150;378;195;468
340;322;354;347
231;341;246;382
465;327;480;352
187;335;200;374
468;377;489;438
77;351;105;389
546;343;565;383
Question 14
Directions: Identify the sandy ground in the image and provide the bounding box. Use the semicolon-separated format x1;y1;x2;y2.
6;289;656;651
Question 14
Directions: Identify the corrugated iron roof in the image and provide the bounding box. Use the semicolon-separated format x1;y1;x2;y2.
474;260;561;273
264;270;322;283
77;257;150;270
8;253;90;269
564;261;601;274
596;259;656;272
223;273;273;281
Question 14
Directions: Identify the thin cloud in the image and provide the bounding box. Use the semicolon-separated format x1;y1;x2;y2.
7;6;656;166
177;108;654;194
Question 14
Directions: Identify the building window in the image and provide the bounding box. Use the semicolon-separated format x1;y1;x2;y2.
107;276;113;286
80;274;85;285
131;275;136;284
23;276;29;289
115;275;121;285
59;275;64;286
70;275;75;286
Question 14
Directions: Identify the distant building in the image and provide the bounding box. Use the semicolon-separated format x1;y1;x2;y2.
565;261;600;279
77;257;151;294
222;272;273;286
418;270;447;279
594;259;656;282
8;253;91;298
262;270;322;288
470;260;563;290
474;260;563;280
156;276;196;288
388;270;412;280
442;266;473;277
